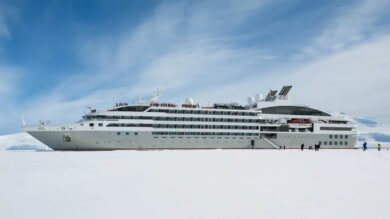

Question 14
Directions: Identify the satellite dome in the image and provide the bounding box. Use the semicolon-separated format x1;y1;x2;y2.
184;98;195;105
255;93;263;102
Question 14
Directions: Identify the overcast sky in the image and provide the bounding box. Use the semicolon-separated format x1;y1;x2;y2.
0;0;389;134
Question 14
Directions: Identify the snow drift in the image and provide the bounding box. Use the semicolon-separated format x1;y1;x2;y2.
0;149;389;219
0;132;48;151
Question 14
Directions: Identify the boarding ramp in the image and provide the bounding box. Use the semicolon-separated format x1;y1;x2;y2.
261;136;280;149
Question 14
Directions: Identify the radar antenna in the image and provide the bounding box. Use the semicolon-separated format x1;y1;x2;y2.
149;88;165;103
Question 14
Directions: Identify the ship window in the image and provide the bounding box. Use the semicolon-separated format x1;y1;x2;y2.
126;132;129;135
117;132;120;135
98;123;103;127
324;141;327;145
340;141;343;145
329;135;333;138
89;123;94;127
329;141;332;145
134;132;138;135
321;127;352;131
345;135;348;139
260;106;330;116
335;135;338;139
340;135;343;139
334;141;338;145
113;106;149;112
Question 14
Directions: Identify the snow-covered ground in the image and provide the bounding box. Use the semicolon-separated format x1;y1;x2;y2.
0;149;389;219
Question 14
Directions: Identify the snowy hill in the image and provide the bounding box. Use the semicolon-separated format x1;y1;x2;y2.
0;132;49;151
0;116;389;150
351;117;390;148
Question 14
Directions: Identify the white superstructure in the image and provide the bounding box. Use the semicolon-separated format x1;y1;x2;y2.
25;86;357;150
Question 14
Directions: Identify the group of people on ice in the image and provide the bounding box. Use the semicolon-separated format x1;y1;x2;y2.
363;141;385;151
300;143;321;151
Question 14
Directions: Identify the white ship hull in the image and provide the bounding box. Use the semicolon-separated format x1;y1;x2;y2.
26;128;357;151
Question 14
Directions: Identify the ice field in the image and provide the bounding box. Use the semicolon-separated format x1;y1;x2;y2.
1;149;389;219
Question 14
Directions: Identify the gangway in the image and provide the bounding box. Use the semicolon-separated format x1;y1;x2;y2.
262;136;280;149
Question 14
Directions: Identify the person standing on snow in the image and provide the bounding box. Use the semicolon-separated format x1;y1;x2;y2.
363;141;367;151
378;143;382;151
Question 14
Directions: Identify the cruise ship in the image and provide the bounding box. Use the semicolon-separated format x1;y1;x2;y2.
25;86;357;150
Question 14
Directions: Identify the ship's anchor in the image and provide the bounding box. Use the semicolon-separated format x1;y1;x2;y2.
63;135;71;142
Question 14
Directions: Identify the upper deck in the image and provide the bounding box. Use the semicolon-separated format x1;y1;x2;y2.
83;85;352;126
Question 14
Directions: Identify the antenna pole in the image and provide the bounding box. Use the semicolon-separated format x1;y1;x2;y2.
22;114;26;126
